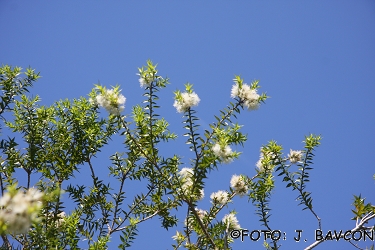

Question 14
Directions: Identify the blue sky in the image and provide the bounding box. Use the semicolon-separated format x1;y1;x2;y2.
1;1;375;249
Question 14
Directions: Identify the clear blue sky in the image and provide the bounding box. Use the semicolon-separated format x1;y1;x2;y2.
1;1;375;249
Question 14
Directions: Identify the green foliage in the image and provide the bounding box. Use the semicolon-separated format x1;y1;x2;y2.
89;235;110;250
0;65;40;116
351;195;375;220
0;63;373;250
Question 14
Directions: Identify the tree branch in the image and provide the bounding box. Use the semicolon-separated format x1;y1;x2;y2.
304;212;375;250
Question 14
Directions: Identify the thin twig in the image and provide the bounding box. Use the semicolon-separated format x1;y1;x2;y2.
187;108;199;161
87;157;111;238
0;173;4;196
114;210;160;232
120;118;217;248
304;213;375;250
112;184;155;233
1;235;12;250
197;102;241;160
110;167;130;231
185;207;191;245
299;149;321;230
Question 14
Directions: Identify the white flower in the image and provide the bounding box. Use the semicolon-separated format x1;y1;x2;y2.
288;149;303;164
210;190;229;205
212;143;233;163
88;98;96;106
195;208;207;219
182;92;200;107
172;231;184;241
0;188;44;234
138;77;148;88
0;210;31;234
212;144;221;155
230;84;240;99
255;151;267;172
96;87;126;115
231;83;260;110
184;217;191;228
179;167;194;179
11;193;29;214
0;193;11;207
184;208;207;230
196;189;205;200
137;72;154;88
179;168;194;189
95;95;106;106
178;168;204;200
256;148;276;172
56;212;66;227
25;188;44;203
222;213;240;229
173;92;200;113
256;158;264;172
230;175;248;196
46;211;66;229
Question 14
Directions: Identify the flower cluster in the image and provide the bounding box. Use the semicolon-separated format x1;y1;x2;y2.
230;175;248;196
222;213;240;230
173;92;200;113
210;190;229;205
137;60;158;88
195;208;208;219
0;188;44;234
288;149;303;164
231;83;260;110
137;72;154;88
255;156;264;172
92;86;126;115
184;208;208;229
45;211;66;229
256;148;277;172
212;143;233;163
178;168;204;200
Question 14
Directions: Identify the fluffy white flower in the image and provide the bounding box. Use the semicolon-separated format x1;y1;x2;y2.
137;72;154;88
0;193;11;207
25;188;44;203
210;190;229;205
173;92;200;113
0;211;31;234
230;84;240;99
46;211;66;229
179;167;194;188
256;148;276;172
231;83;260;110
195;208;207;219
56;212;66;227
256;151;268;172
95;95;106;106
88;97;96;106
222;213;240;229
256;158;264;172
179;167;194;179
96;88;126;115
288;149;303;164
197;189;205;200
184;208;207;230
0;188;44;234
138;77;148;88
230;175;248;196
212;143;233;163
212;144;221;155
178;168;204;200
